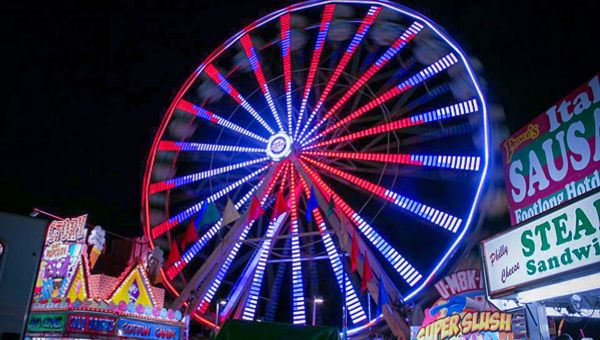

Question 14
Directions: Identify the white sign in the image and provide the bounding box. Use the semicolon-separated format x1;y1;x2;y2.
482;191;600;296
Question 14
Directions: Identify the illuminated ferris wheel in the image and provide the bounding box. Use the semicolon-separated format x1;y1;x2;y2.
142;0;489;334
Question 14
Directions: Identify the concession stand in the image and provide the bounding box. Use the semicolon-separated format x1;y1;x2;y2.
481;73;600;339
25;214;187;339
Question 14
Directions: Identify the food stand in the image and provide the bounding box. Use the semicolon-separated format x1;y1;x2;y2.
25;215;186;339
481;73;600;339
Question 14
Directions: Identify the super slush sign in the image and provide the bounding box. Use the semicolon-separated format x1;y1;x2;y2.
482;191;600;296
502;73;600;225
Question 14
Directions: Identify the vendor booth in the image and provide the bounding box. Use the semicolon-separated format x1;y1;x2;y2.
482;73;600;339
25;214;186;339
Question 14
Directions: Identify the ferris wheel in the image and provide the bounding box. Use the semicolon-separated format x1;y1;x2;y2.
142;0;489;334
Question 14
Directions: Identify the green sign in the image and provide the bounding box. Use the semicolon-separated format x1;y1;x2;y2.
27;312;66;333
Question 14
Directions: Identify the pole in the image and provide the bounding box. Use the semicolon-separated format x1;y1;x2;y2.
367;292;371;323
312;299;317;326
341;252;347;340
216;302;221;328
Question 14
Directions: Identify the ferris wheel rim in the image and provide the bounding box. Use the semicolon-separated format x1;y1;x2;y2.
141;0;490;331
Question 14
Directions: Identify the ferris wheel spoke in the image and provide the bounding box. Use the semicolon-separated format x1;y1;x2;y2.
302;53;460;146
191;164;287;315
240;34;285;132
158;141;265;153
301;155;462;233
294;4;336;139
239;212;290;320
204;64;276;134
297;6;382;142
165;177;266;279
305;98;479;150
149;157;269;195
301;22;424;143
288;169;307;325
242;164;292;320
177;99;268;143
297;159;422;286
280;13;294;135
152;164;270;240
302;151;481;172
296;171;367;324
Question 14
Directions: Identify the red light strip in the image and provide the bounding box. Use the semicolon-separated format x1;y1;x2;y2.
295;169;368;324
289;167;307;324
294;4;336;139
166;163;285;283
306;53;459;144
240;34;284;132
297;159;421;285
302;151;481;171
305;98;479;149
301;155;461;231
297;5;382;141
176;99;268;143
302;21;424;141
204;64;275;134
302;151;422;166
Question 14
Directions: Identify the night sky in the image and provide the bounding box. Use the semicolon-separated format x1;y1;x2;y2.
1;0;597;237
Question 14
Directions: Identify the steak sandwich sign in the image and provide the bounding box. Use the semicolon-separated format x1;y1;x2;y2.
482;192;600;296
502;73;600;225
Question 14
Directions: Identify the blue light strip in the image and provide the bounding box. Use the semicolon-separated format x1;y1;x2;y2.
201;220;257;311
382;190;461;233
299;21;424;143
198;166;286;312
177;100;268;143
151;165;269;240
302;98;480;150
294;4;336;139
409;154;481;171
162;157;269;191
204;65;275;134
302;156;462;233
318;219;367;324
296;173;367;324
350;212;422;286
161;141;265;153
302;53;459;146
241;35;285;132
299;161;422;287
297;5;381;142
171;173;267;270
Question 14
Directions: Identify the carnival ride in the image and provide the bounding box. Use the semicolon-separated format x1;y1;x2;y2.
141;0;489;336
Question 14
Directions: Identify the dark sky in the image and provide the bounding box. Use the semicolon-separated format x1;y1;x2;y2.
1;0;597;236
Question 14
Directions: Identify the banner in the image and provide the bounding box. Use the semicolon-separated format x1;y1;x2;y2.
27;312;66;333
502;74;600;225
413;269;516;340
482;192;600;295
67;314;116;335
33;215;88;301
117;318;180;340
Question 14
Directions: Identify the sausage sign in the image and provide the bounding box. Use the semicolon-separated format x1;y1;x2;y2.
502;73;600;225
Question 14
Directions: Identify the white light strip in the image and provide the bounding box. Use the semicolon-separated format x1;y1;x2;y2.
242;213;288;320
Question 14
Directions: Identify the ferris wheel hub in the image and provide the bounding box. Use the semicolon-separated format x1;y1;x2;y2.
266;132;293;161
